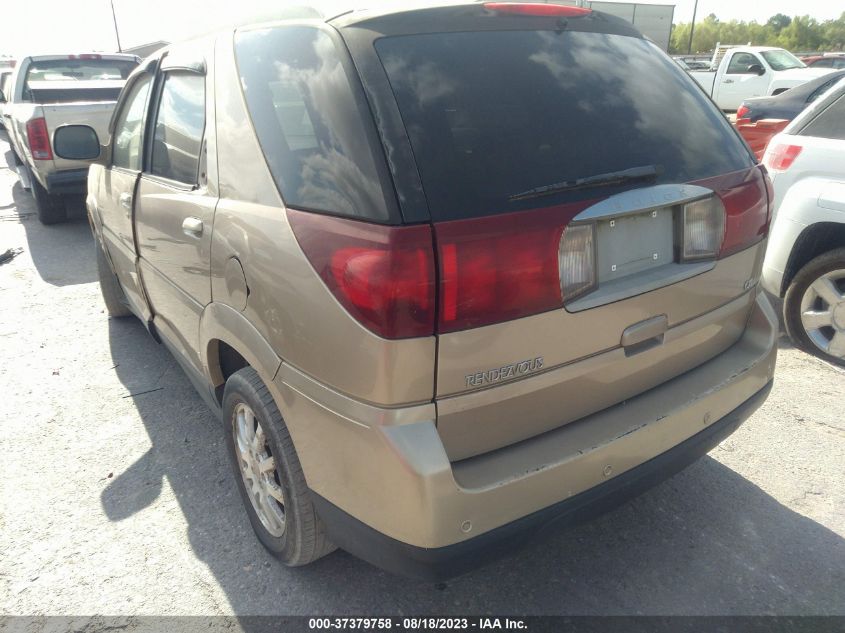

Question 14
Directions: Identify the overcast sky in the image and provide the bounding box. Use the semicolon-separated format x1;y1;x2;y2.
1;0;842;56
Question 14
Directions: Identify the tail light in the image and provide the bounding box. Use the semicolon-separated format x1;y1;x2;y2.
436;203;587;332
559;224;596;301
763;143;802;172
680;197;725;261
26;118;53;160
735;104;750;121
717;166;771;257
287;209;435;339
483;3;592;16
291;168;770;338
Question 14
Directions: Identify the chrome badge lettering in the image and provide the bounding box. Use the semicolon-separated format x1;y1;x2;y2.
465;357;544;388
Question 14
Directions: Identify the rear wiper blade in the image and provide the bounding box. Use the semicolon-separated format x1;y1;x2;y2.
508;165;662;202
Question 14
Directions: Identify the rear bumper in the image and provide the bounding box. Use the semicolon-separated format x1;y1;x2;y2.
45;168;88;195
271;291;777;578
312;379;772;580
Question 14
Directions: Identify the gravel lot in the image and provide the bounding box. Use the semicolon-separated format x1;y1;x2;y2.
1;132;844;617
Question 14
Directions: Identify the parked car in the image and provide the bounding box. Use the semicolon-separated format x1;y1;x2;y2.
58;2;776;579
802;54;845;70
689;46;834;111
2;53;139;224
761;77;845;366
0;69;13;128
735;70;845;158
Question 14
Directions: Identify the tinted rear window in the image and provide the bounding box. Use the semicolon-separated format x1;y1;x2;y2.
25;59;136;82
375;30;753;221
235;26;392;221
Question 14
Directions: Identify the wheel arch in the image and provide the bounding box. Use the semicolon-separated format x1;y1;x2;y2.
200;302;282;404
781;222;845;295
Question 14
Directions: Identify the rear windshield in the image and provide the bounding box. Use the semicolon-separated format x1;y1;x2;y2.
25;59;136;82
375;30;754;221
22;58;136;102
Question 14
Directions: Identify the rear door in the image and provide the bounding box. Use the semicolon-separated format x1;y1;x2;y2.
368;18;769;460
134;51;216;370
97;71;153;320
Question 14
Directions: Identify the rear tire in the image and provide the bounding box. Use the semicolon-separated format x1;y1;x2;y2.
783;248;845;367
223;367;336;566
30;169;67;225
95;237;132;318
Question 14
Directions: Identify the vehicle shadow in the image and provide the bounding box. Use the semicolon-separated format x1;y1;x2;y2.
7;176;94;287
100;317;845;616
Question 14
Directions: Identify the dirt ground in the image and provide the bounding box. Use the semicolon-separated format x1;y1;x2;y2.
1;132;843;617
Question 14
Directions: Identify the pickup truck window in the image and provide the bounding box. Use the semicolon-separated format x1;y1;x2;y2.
234;26;390;221
760;50;806;71
799;93;845;141
22;58;138;102
112;76;152;171
150;72;205;185
726;53;761;74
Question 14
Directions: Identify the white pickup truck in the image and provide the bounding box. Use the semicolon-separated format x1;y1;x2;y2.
689;46;834;111
2;53;139;224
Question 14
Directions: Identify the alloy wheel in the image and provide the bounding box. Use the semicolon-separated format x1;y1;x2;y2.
799;269;845;360
233;402;286;537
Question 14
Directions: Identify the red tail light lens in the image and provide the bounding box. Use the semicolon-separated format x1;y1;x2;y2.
483;2;592;16
26;118;53;160
717;166;771;257
763;143;802;172
436;203;588;333
287;209;435;339
735;104;750;121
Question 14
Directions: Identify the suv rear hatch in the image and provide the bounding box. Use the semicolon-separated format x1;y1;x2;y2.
361;4;770;460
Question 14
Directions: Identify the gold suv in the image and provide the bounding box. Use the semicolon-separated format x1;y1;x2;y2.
54;2;778;579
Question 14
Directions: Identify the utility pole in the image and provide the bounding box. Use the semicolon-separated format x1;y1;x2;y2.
110;0;123;52
687;0;699;54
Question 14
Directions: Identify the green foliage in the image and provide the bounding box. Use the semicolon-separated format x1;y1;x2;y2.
669;11;845;54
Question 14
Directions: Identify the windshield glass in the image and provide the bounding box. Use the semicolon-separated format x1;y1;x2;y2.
376;30;753;221
761;49;806;71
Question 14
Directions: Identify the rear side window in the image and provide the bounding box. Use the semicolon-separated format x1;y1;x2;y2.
799;93;845;141
150;72;205;184
375;31;753;222
235;26;391;221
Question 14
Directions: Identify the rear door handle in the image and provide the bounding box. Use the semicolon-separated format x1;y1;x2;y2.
182;216;203;238
119;192;132;211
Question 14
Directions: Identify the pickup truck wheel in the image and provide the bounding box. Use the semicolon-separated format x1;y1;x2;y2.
783;248;845;367
223;367;336;566
29;170;67;225
95;238;132;318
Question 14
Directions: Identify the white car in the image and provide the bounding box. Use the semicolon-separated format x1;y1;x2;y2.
761;77;845;366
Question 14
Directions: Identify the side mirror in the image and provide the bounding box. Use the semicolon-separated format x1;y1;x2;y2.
747;64;765;76
53;125;102;161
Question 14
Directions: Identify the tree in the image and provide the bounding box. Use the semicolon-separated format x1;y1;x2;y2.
669;12;845;54
767;14;792;33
